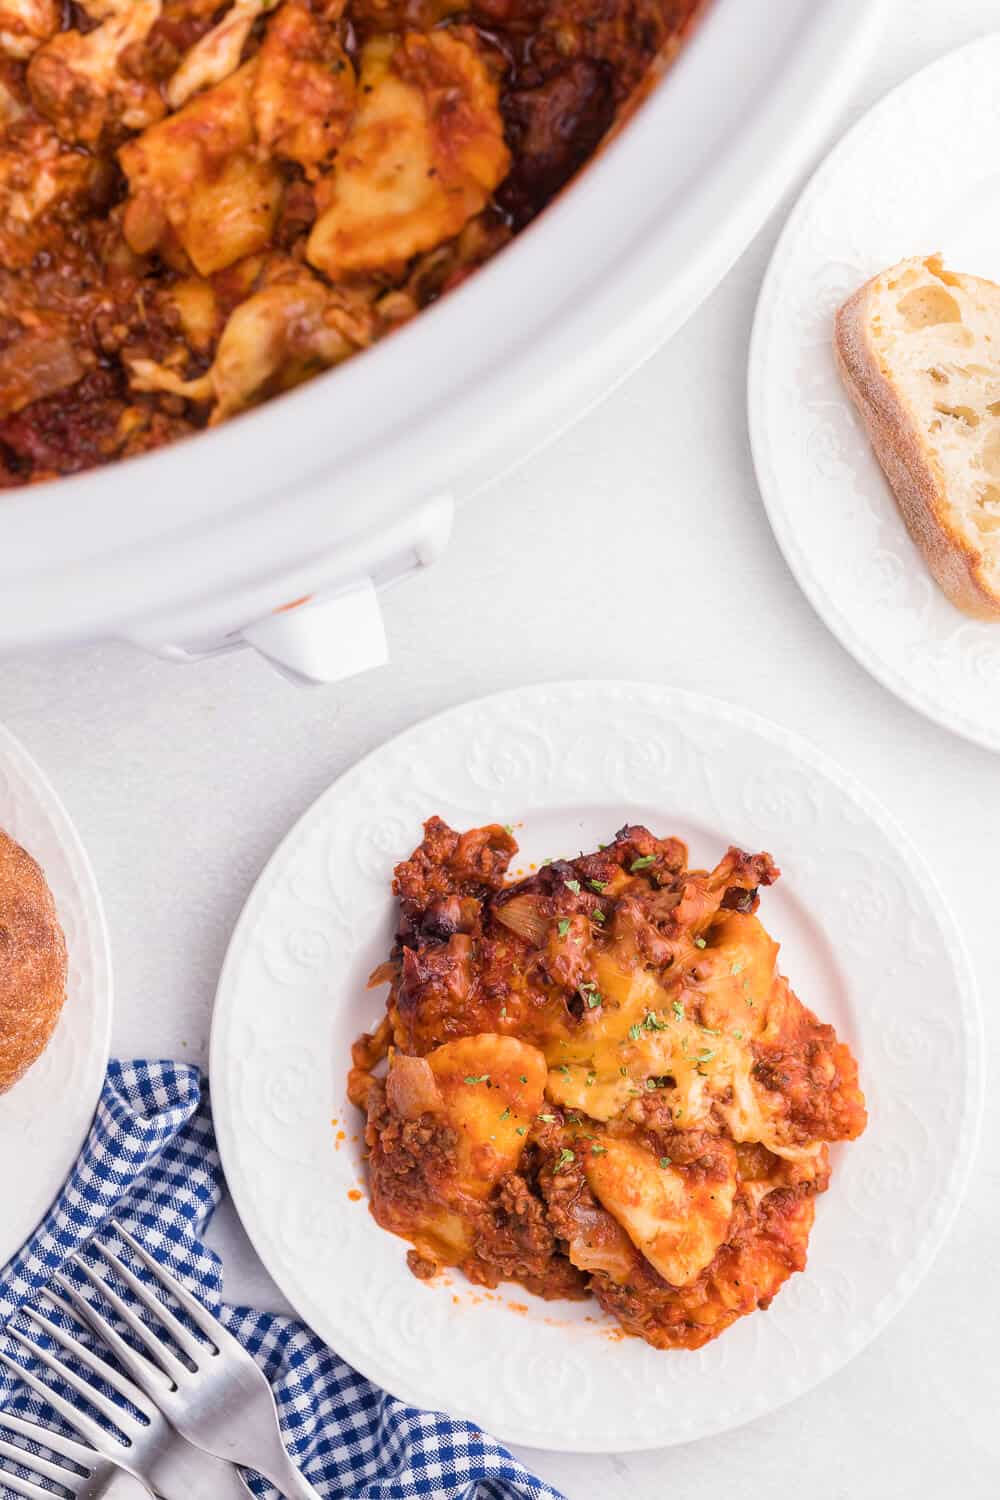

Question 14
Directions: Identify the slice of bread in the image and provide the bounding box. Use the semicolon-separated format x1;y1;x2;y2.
835;254;1000;619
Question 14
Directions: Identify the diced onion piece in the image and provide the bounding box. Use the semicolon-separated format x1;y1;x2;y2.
493;894;548;945
564;1196;635;1282
367;959;398;989
386;1053;444;1121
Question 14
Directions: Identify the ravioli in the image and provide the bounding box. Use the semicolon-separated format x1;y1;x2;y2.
307;30;509;276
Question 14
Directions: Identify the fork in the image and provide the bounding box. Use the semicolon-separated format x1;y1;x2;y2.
0;1411;151;1499
56;1223;321;1500
0;1296;252;1500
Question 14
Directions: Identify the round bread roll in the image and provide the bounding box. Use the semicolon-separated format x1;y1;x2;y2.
0;829;68;1095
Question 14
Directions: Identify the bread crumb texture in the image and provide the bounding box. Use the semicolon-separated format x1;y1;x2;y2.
836;254;1000;617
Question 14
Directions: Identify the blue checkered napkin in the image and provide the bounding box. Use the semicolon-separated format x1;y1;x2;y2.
0;1061;566;1500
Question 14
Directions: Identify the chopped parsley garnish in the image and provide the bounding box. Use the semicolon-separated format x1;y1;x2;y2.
586;1071;596;1087
732;1029;743;1040
515;1126;527;1136
693;936;707;949
696;1048;716;1063
592;909;606;924
463;1074;490;1085
619;1065;628;1077
658;1157;672;1169
630;855;656;872
564;879;581;894
538;1113;556;1122
519;1074;528;1084
645;1078;658;1090
579;983;602;1009
499;1005;507;1019
730;960;744;975
555;1148;576;1171
558;1063;570;1076
672;1000;685;1020
557;918;571;937
643;1011;668;1032
589;880;607;893
503;824;514;835
500;1107;511;1120
590;1144;607;1155
628;1023;643;1041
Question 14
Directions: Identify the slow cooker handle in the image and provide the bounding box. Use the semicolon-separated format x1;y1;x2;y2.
122;495;453;686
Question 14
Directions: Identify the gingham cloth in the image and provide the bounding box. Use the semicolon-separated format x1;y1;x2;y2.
0;1061;566;1500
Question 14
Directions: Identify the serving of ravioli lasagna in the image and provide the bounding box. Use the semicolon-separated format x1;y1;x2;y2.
0;0;704;483
349;817;867;1351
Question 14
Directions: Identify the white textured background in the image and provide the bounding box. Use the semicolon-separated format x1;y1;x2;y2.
2;1;998;1494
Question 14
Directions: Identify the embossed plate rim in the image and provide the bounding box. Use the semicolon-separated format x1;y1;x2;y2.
210;681;982;1450
0;719;113;1267
750;33;1000;751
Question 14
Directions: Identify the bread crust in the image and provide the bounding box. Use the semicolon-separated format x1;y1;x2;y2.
834;265;1000;621
0;828;68;1095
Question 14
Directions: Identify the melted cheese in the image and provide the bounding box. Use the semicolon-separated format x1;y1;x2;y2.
542;916;818;1160
542;953;749;1128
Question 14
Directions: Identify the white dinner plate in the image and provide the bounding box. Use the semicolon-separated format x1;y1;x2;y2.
750;34;1000;752
0;722;112;1268
211;681;982;1451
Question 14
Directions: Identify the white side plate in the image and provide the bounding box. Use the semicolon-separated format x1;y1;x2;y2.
751;34;1000;751
211;682;981;1451
0;723;112;1268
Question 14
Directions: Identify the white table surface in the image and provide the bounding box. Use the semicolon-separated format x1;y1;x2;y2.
4;2;999;1494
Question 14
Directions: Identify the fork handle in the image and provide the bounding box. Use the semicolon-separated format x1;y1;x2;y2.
260;1452;324;1500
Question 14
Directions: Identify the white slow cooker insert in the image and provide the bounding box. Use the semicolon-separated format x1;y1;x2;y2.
0;0;886;683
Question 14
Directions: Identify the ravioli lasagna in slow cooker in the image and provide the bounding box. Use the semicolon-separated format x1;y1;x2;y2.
349;817;867;1351
0;0;705;483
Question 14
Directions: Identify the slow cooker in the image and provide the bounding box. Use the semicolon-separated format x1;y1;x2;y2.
1;0;886;684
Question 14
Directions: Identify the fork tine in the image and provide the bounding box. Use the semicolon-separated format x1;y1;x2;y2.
99;1225;216;1364
0;1462;67;1500
0;1430;89;1487
23;1301;159;1423
63;1256;190;1389
109;1222;224;1352
5;1325;140;1439
0;1348;122;1454
44;1286;172;1402
0;1413;95;1468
